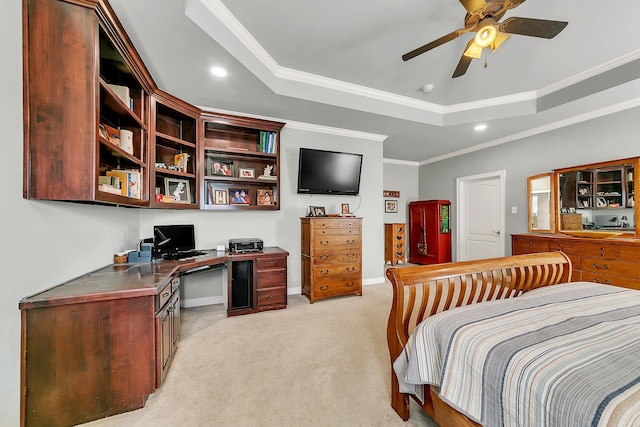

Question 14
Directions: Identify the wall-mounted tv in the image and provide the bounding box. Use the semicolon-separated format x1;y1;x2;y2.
297;148;363;195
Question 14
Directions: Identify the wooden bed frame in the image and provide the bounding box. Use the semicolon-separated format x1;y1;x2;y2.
386;251;572;426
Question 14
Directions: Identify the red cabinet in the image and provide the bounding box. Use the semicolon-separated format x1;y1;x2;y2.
408;200;452;264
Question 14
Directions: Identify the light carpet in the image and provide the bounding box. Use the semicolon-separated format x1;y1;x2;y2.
84;281;438;426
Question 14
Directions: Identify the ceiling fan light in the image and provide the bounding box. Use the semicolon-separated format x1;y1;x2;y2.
474;25;497;48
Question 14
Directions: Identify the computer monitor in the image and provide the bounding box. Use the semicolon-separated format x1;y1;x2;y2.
153;224;196;258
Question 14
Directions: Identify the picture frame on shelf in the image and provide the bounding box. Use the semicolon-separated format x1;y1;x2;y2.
164;178;191;203
257;189;274;206
214;189;228;205
207;157;234;176
385;199;398;213
229;188;250;204
308;206;326;217
341;203;350;214
597;197;608;208
239;168;255;179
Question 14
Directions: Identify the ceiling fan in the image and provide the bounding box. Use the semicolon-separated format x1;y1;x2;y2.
403;0;568;78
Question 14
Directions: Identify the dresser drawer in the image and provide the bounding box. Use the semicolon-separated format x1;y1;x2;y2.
313;279;361;299
257;287;286;307
256;257;286;270
257;269;286;288
313;226;361;236
313;250;360;264
512;237;550;254
620;245;640;260
312;219;361;230
581;271;640;290
549;240;619;259
312;235;361;250
581;257;640;277
312;265;360;281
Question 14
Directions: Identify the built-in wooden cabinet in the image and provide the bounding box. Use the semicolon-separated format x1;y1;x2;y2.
200;112;284;210
227;248;289;316
150;91;200;208
23;0;285;211
301;217;362;303
155;276;181;386
23;0;153;206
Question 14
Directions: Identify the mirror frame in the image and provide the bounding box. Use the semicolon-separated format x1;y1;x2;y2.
551;157;639;237
527;173;555;233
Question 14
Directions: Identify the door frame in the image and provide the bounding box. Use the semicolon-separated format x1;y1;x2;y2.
456;170;506;261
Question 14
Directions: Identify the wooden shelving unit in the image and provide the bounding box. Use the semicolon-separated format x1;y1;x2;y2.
150;91;201;208
199;112;284;210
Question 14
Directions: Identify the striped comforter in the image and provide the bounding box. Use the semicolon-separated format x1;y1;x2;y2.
393;282;640;427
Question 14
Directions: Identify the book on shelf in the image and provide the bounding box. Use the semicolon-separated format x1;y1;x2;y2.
174;153;190;173
120;129;133;155
259;131;277;154
98;183;122;195
102;124;120;147
107;83;131;109
106;169;141;199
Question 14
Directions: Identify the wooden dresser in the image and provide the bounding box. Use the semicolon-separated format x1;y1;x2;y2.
301;217;362;303
512;233;640;290
385;223;406;265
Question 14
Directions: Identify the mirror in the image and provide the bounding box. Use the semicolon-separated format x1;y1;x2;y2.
528;173;555;232
554;158;638;236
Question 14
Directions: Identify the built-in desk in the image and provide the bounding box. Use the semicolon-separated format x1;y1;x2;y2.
18;247;287;427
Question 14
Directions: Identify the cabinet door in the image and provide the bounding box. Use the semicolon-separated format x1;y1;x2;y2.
157;303;172;384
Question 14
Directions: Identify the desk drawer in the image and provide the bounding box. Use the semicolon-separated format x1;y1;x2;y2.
257;287;286;308
257;269;286;288
256;257;286;270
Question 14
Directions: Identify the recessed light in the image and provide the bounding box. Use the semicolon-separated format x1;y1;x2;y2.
420;84;434;94
474;124;487;132
210;67;227;77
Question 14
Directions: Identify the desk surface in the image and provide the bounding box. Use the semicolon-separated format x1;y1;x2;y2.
19;247;288;310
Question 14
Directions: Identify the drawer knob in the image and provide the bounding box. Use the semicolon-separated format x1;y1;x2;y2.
592;263;609;270
346;253;356;258
320;285;330;290
346;267;355;272
346;239;355;245
396;251;403;257
320;240;329;246
396;236;402;240
396;243;403;249
345;282;355;287
319;255;330;261
320;269;329;275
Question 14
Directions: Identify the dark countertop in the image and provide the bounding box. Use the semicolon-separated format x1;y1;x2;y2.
18;250;229;310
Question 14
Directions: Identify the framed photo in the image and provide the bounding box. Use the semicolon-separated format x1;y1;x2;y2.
596;197;608;208
385;199;398;213
207;158;234;177
311;206;326;217
229;188;250;204
214;189;228;205
257;189;274;205
341;203;350;214
239;168;255;179
164;178;191;203
383;190;400;198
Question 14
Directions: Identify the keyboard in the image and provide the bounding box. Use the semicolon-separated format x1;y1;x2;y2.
163;250;206;260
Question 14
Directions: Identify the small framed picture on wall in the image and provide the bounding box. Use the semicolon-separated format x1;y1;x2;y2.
385;199;398;213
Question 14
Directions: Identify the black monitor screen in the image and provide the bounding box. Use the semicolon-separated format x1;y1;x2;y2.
154;224;195;257
297;148;363;195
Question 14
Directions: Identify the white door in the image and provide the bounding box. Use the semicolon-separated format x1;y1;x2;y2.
457;170;505;261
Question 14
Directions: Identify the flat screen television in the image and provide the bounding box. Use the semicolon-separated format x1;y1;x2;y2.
154;224;196;257
297;148;363;195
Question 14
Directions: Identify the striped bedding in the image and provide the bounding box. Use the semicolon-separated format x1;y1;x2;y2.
393;282;640;427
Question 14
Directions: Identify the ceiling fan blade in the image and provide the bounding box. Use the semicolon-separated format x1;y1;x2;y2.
503;0;526;10
499;17;568;39
459;0;486;14
402;30;464;61
463;39;483;59
453;53;474;78
490;31;510;51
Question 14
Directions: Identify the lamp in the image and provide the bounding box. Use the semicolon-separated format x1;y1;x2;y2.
621;215;628;227
474;25;497;48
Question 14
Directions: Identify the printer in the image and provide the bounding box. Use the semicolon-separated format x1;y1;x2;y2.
229;238;263;254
